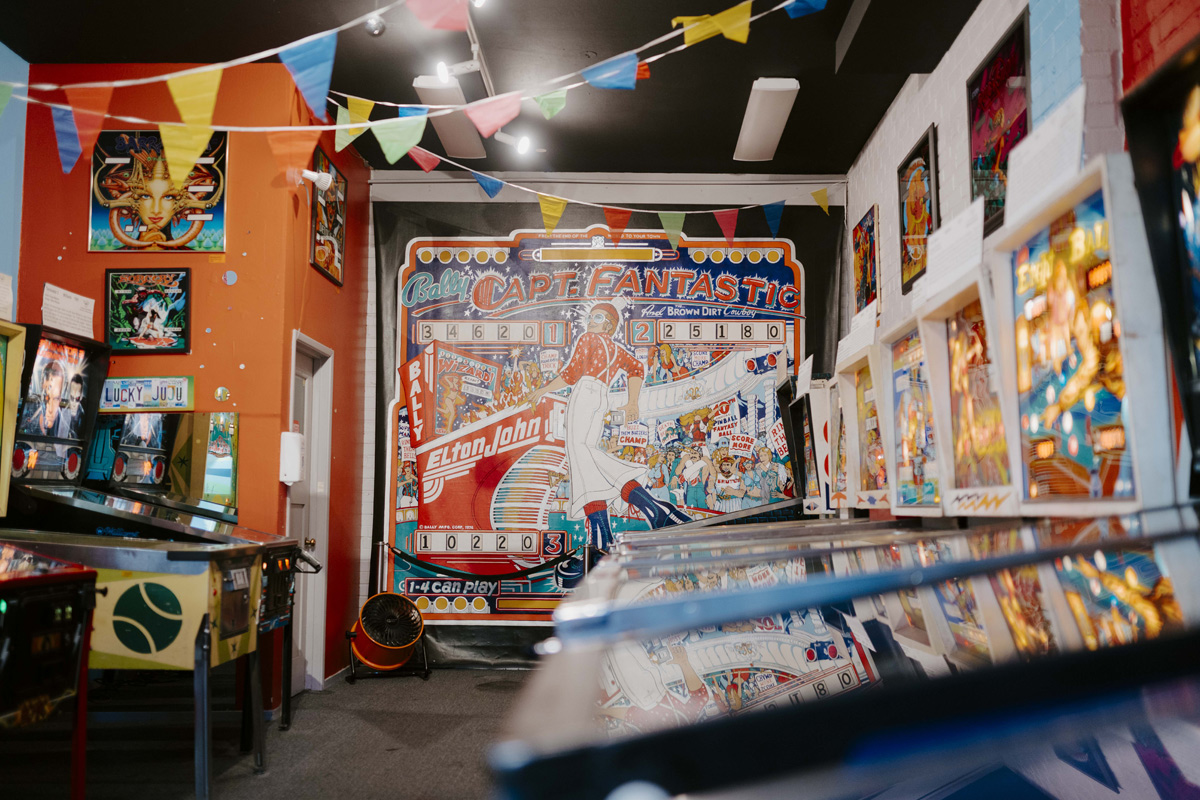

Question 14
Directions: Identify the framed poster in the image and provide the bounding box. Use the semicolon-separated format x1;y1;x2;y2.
853;205;879;313
891;329;939;506
967;14;1029;235
89;130;227;252
104;269;190;354
310;147;347;286
898;125;940;294
392;226;804;622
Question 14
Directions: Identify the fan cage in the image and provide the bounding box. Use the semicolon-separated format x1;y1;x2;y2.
351;592;424;671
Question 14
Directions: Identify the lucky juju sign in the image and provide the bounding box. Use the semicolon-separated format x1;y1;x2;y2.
392;227;804;623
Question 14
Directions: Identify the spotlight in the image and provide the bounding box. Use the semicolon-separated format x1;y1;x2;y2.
364;15;386;36
436;61;450;84
297;169;334;192
471;0;487;6
517;136;531;155
494;130;533;156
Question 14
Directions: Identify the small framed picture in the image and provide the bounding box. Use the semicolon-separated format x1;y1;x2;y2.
966;11;1030;234
104;269;191;354
898;124;940;295
853;205;879;313
310;146;347;286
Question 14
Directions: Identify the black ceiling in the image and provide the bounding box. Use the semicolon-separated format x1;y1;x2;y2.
0;0;983;174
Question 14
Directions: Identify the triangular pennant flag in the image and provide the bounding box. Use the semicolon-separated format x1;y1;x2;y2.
714;208;739;245
279;32;337;121
407;0;469;31
604;207;633;244
395;105;428;119
534;89;567;120
63;85;114;161
267;128;323;177
408;146;440;172
472;171;504;199
712;1;753;43
372;115;427;164
658;211;686;249
51;106;83;173
785;0;828;19
334;106;358;152
159;124;214;187
636;62;651;81
538;194;568;236
581;52;639;90
762;201;785;238
672;14;721;46
347;97;374;135
167;70;222;127
0;85;12;120
811;187;830;215
463;92;522;139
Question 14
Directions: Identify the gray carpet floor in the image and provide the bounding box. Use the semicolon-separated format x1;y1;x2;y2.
2;668;529;800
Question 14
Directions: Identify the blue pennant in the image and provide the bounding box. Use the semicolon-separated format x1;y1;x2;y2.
472;171;504;199
581;52;639;91
785;0;827;19
396;105;428;118
279;32;338;120
763;200;785;238
51;106;83;173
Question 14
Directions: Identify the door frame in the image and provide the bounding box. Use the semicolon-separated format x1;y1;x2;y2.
287;330;334;690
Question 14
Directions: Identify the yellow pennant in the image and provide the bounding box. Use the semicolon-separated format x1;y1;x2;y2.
167;70;222;127
159;124;214;188
713;1;752;44
538;194;568;235
811;187;830;215
671;14;721;46
347;96;374;136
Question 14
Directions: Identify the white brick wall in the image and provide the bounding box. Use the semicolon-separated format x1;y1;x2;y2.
843;0;1029;337
1079;0;1125;158
358;209;378;606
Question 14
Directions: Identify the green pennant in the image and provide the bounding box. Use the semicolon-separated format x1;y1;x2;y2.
0;85;12;120
372;115;427;164
535;89;568;120
658;211;686;249
334;105;356;152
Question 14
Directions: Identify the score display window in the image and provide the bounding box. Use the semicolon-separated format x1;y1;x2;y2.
414;530;542;555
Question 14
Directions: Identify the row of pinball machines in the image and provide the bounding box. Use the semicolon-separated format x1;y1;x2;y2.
0;323;315;799
490;41;1200;800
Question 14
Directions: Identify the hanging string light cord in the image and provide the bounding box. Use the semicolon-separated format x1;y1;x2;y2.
2;0;800;131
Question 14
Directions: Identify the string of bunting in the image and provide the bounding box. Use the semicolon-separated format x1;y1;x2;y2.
0;0;833;235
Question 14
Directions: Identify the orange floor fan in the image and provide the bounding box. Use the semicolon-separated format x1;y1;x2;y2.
345;592;430;682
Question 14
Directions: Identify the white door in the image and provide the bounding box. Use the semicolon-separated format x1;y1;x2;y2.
290;354;315;695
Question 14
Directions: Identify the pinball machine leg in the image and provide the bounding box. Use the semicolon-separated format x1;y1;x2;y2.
194;614;212;800
248;650;268;774
69;613;93;800
280;621;293;731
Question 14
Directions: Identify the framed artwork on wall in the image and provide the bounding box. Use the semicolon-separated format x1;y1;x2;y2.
104;269;191;354
310;146;347;286
966;11;1030;235
853;205;879;313
89;130;227;252
898;125;940;294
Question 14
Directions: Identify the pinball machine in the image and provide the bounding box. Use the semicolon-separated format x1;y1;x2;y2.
0;326;301;799
494;514;1200;800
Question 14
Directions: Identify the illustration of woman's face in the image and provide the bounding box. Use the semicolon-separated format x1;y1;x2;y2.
134;164;180;231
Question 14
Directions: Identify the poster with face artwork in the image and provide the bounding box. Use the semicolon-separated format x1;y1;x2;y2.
310;146;347;285
89;130;227;252
898;126;939;294
853;206;878;313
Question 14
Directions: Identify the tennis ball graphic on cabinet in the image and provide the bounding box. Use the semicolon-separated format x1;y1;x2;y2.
112;582;184;654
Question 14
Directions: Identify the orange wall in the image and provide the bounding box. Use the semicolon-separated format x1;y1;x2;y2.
19;63;369;679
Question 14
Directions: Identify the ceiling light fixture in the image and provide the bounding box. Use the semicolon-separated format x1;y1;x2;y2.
733;78;800;162
471;0;487;7
412;75;486;159
435;45;483;85
364;15;386;36
494;130;533;155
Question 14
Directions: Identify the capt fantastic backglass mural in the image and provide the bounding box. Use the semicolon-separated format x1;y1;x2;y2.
391;227;803;622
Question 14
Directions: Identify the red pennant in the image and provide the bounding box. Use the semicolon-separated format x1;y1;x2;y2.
408;146;441;173
266;128;323;177
603;207;633;243
714;208;739;245
64;86;114;160
636;62;651;80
